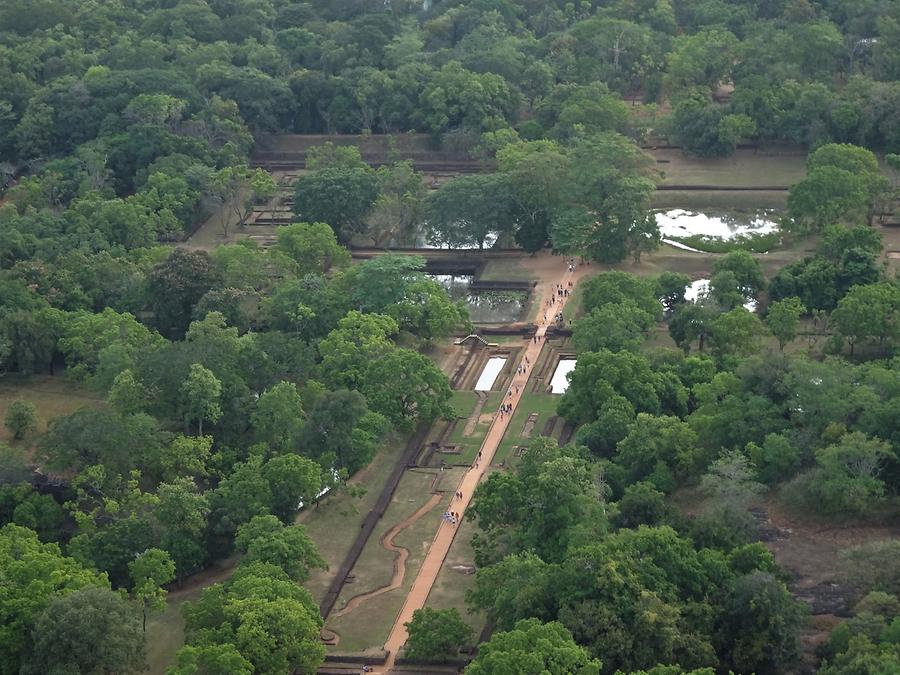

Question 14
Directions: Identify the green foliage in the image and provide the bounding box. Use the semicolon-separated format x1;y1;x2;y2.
129;548;176;631
4;400;36;440
234;515;326;583
275;221;350;275
181;563;324;675
180;363;222;436
20;586;146;675
293;167;380;243
405;607;472;663
0;524;109;674
766;297;805;350
465;619;601;675
796;432;895;516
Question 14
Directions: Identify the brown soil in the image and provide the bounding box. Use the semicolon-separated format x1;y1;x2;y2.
759;497;900;671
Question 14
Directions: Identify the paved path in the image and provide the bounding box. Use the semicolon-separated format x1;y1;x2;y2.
377;261;584;672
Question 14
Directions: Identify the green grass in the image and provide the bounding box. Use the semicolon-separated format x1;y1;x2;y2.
493;393;561;467
303;431;411;605
671;231;783;254
446;391;503;464
651;190;790;210
145;597;188;674
563;277;588;322
0;375;104;445
652;149;807;188
326;468;464;652
425;514;486;640
478;258;536;282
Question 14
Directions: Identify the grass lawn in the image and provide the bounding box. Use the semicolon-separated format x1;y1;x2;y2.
326;467;464;652
303;431;410;605
426;514;486;640
0;375;104;445
478;258;536;282
562;276;588;322
145;597;188;674
493;392;561;467
651;189;790;210
652;149;807;188
446;391;503;465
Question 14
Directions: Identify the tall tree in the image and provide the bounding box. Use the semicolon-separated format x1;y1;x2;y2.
20;587;145;675
179;363;222;436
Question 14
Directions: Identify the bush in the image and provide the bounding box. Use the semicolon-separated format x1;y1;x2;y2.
404;607;472;663
4;400;37;440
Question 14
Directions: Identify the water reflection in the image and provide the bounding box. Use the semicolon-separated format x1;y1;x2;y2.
655;209;779;240
430;274;527;323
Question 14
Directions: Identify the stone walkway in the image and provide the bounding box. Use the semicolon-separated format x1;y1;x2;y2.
377;260;584;672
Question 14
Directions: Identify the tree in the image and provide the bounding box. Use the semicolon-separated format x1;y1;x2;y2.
665;29;738;93
708;308;767;358
612;481;675;530
209;456;273;541
465;618;602;675
831;282;900;356
746;434;802;485
581;272;662;320
20;586;145;675
157;478;209;581
718;571;805;675
211;166;276;236
157;435;212;483
654;271;691;312
293;167;379;243
275;221;350;275
615;413;704;488
234;515;326;583
805;432;895;516
251;381;304;453
766;297;805;350
0;524;108;674
712;251;766;297
424;173;516;249
370;160;427;247
318;311;397;390
573;302;655;353
180;363;222;436
107;369;149;414
551;133;658;264
386;278;471;342
559;349;686;425
361;348;454;430
405;607;472;663
129;548;175;632
299;389;386;473
148;249;222;339
167;644;253;675
496;140;569;253
4;399;36;440
180;565;324;675
262;454;322;522
39;409;167;476
787;166;869;232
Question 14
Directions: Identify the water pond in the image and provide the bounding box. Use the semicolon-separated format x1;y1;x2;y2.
549;359;577;394
656;209;779;250
430;274;528;324
474;357;507;391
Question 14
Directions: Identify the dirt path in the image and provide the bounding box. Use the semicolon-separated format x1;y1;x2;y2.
332;493;442;619
377;258;588;672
